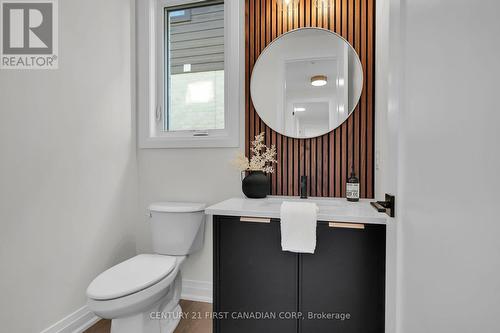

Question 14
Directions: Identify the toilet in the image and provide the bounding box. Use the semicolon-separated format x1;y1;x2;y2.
86;202;206;333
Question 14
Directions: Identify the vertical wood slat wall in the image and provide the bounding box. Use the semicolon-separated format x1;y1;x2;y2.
245;0;375;198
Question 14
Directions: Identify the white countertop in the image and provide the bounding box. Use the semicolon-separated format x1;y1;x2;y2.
205;196;388;225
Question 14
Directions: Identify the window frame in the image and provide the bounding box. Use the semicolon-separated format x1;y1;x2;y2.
137;0;242;148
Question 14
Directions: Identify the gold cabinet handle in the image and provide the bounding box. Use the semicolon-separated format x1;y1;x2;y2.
240;216;271;224
328;222;365;230
238;218;363;228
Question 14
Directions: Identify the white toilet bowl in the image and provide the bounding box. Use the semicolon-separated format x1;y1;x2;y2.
86;202;206;333
87;254;185;333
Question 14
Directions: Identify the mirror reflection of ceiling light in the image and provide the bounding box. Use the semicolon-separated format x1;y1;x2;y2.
311;75;328;87
338;104;345;113
337;78;345;86
294;107;306;112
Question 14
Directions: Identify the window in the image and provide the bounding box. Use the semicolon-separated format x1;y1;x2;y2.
137;0;242;148
164;2;224;132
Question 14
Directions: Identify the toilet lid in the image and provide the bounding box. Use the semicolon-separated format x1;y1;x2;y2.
86;254;177;300
149;202;206;213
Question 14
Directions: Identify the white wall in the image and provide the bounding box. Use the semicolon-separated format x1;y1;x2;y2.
390;0;500;332
137;147;243;282
0;1;138;332
135;0;245;284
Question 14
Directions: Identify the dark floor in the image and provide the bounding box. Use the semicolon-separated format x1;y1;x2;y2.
84;300;212;333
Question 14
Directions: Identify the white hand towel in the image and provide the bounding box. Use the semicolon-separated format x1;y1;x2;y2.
280;201;319;254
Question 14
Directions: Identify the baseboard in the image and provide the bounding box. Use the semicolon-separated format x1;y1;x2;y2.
181;279;213;303
40;305;99;333
40;279;212;333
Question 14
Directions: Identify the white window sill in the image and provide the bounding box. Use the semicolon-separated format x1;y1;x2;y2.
139;132;239;149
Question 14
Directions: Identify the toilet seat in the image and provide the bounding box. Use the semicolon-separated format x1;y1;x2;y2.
87;256;186;321
87;254;177;301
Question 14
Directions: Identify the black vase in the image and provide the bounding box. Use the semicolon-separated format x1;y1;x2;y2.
242;171;270;198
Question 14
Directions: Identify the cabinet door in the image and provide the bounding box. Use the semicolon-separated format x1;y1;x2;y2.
300;223;386;333
214;216;298;333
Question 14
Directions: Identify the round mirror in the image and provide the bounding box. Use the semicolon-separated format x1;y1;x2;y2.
250;28;363;139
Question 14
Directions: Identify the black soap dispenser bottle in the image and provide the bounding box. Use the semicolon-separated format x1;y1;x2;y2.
346;168;360;202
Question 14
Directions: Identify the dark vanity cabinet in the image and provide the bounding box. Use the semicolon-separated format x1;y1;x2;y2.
299;222;386;333
213;215;386;333
213;216;298;333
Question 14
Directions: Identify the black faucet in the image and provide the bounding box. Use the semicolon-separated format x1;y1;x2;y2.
300;175;308;199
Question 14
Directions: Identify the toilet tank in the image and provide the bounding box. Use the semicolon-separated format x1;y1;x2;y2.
148;202;206;256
